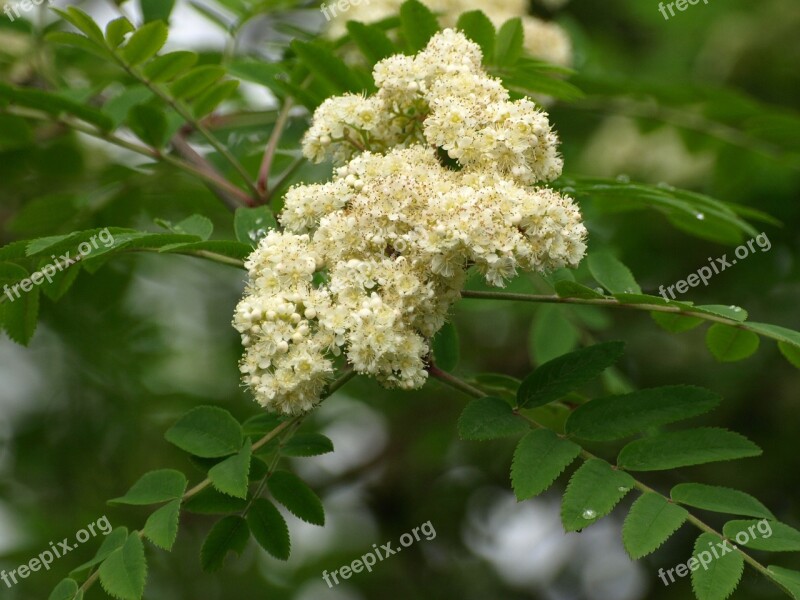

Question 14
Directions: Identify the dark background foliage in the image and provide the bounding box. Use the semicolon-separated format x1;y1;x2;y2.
0;0;798;598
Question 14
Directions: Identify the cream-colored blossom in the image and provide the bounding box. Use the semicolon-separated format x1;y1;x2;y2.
235;31;586;414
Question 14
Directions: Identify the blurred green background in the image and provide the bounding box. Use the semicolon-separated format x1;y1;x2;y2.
0;0;798;598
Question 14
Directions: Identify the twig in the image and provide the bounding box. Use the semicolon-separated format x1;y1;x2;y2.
257;98;295;202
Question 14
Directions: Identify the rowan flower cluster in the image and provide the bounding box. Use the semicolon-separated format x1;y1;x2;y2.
325;0;573;68
304;29;564;185
235;31;586;414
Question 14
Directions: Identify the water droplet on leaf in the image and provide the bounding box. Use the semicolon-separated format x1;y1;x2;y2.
581;509;597;520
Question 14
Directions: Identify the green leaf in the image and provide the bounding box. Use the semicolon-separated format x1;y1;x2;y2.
106;17;134;48
183;488;247;515
617;428;762;471
517;341;625;408
510;429;581;500
281;433;334;457
746;322;800;348
141;0;176;23
121;21;168;66
652;311;704;333
102;86;153;127
472;373;521;396
0;265;40;346
588;251;642;294
173;215;214;240
529;305;580;366
706;324;760;362
200;516;250;572
56;7;106;45
127;104;168;148
614;292;690;307
290;41;362;95
0;83;113;131
170;66;226;100
241;413;285;437
779;341;800;369
670;484;774;519
565;386;721;441
696;304;748;321
623;493;688;559
345;22;397;66
247;498;290;560
234;206;277;247
561;459;635;532
110;469;187;506
143;499;181;551
723;520;800;551
165;406;243;458
0;262;28;288
768;566;800;599
228;61;289;96
458;396;528;441
208;442;252;499
501;69;585;102
554;280;606;299
268;471;325;526
143;51;199;83
432;321;459;372
192;80;240;117
71;528;128;576
400;0;439;52
98;534;147;600
691;533;744;600
456;10;495;62
46;31;107;57
494;18;523;67
158;240;251;262
49;579;82;600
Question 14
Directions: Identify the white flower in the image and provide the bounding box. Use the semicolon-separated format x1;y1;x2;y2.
236;31;586;414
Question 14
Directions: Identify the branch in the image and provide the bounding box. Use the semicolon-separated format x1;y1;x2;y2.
265;156;306;204
460;290;795;347
5;106;255;207
113;60;260;199
171;134;253;210
257;98;295;202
